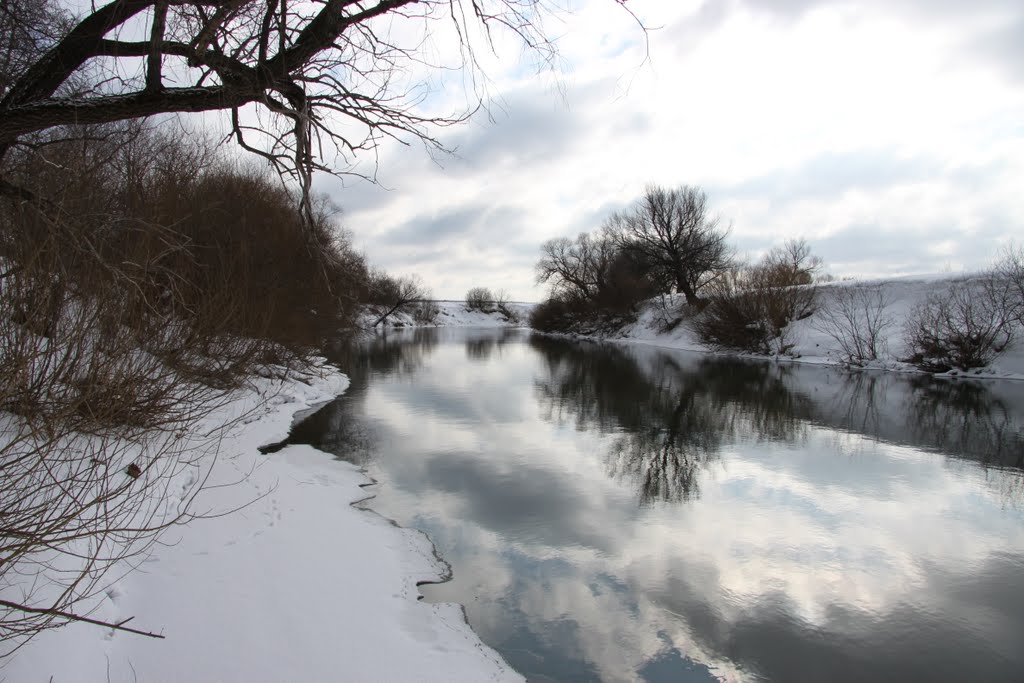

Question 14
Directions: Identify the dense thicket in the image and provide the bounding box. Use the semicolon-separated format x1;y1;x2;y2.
531;185;826;349
694;239;822;354
531;184;734;333
0;123;376;652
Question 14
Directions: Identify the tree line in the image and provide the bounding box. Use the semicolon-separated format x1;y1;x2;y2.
532;183;1024;371
531;184;822;354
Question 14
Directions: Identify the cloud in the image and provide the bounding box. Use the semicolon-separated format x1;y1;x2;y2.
315;0;1024;299
377;204;526;248
439;88;586;176
967;14;1024;84
419;451;629;552
718;150;937;200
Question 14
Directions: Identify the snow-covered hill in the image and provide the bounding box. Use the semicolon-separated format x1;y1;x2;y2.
368;300;535;329
603;274;1024;381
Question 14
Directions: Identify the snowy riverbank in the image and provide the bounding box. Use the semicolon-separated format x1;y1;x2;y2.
593;274;1024;382
373;301;534;329
370;277;1024;381
5;363;522;682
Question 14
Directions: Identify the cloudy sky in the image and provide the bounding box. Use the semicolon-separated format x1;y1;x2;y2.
312;0;1024;301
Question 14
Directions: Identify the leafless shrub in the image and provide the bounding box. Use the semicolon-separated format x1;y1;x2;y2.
0;201;236;654
411;290;441;325
493;289;521;323
814;286;895;365
0;124;363;652
366;272;428;328
529;295;579;333
694;239;822;354
995;245;1024;326
466;286;494;311
903;276;1016;372
647;294;691;333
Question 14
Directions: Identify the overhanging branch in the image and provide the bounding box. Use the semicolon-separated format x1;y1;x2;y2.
0;87;256;142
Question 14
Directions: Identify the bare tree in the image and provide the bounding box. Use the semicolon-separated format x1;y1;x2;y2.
368;271;427;327
814;285;895;365
493;288;520;322
995;244;1024;326
0;0;638;218
465;286;493;311
694;238;823;355
608;184;733;306
903;276;1016;372
535;231;619;304
761;237;824;286
0;0;67;95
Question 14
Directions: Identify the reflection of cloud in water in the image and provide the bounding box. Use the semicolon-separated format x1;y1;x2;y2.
285;330;1024;682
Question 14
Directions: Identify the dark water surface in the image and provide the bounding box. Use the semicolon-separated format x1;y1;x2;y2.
282;327;1024;682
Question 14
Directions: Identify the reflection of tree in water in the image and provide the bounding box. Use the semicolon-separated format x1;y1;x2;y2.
465;328;520;362
824;372;888;437
278;329;443;465
465;336;496;361
606;379;720;504
323;327;441;386
905;378;1024;470
529;336;816;504
694;357;815;444
531;336;654;432
820;369;1024;474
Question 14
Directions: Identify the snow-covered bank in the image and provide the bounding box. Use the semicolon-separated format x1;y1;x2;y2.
602;274;1024;381
374;301;534;329
5;364;522;682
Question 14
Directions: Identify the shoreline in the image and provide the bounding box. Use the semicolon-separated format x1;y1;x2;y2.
5;361;523;682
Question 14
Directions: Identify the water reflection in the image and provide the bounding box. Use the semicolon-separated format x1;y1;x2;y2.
466;328;520;362
283;329;1024;682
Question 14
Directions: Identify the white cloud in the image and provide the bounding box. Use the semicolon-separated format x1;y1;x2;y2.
319;0;1024;299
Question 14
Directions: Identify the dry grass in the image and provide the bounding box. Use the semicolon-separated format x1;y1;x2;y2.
0;124;367;651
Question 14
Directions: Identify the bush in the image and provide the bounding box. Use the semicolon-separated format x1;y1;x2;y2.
996;245;1024;326
366;272;428;327
903;277;1016;372
694;243;821;355
529;296;576;332
412;298;441;325
813;286;895;364
528;294;638;334
466;286;493;311
0;124;369;648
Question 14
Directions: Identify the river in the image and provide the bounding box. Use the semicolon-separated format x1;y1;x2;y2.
275;327;1024;682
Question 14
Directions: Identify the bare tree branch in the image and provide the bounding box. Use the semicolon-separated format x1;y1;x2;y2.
0;599;165;639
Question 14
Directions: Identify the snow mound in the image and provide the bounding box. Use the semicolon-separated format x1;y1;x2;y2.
6;364;522;682
604;274;1024;381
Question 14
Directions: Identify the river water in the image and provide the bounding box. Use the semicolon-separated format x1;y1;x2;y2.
279;327;1024;682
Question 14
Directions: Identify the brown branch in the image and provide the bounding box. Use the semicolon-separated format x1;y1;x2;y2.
0;0;156;109
0;599;165;639
269;0;417;76
0;87;257;143
146;1;169;92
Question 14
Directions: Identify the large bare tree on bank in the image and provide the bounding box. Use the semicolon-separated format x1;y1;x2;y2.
0;0;638;216
608;184;733;306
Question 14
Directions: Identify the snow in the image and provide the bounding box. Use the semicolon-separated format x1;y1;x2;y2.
370;301;534;329
604;274;1024;381
7;278;1019;680
4;363;522;682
